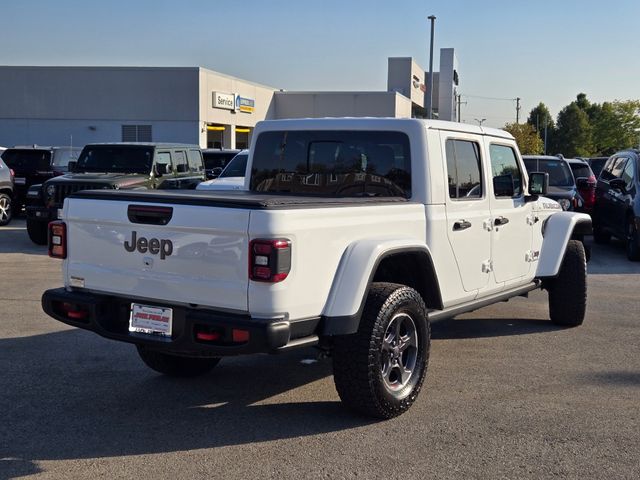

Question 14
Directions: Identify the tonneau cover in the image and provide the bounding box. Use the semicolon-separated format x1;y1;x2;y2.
70;189;410;209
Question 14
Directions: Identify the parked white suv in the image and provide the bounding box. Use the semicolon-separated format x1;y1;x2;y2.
42;118;591;418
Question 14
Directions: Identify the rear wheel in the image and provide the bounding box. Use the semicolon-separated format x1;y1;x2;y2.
27;218;48;245
547;240;587;327
332;283;430;419
136;345;220;377
626;217;640;261
0;193;12;226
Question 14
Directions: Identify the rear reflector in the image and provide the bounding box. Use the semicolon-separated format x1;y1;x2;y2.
249;239;291;283
196;331;221;342
232;329;250;343
61;302;88;320
48;221;67;259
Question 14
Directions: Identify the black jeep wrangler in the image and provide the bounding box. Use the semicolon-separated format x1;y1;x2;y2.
26;143;204;244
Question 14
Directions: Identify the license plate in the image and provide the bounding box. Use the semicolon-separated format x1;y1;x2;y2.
129;303;173;337
15;177;26;185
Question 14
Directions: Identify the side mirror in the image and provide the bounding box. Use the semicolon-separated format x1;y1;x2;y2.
528;172;549;196
493;174;515;197
67;161;77;173
154;163;168;177
609;178;626;192
212;167;223;178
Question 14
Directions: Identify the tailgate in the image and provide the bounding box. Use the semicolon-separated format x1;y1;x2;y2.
64;197;250;311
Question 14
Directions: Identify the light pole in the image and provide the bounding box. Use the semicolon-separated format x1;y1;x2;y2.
426;15;436;119
474;118;486;126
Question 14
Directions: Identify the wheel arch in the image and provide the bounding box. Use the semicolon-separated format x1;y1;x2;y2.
320;239;442;336
536;211;592;278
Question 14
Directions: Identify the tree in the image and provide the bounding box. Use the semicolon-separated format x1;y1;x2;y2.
554;103;594;157
504;122;544;155
526;102;555;152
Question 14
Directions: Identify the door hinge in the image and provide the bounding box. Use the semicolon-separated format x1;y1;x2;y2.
525;250;540;262
483;219;494;231
482;260;493;273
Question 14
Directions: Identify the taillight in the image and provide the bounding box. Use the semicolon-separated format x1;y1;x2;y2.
48;221;67;259
249;239;291;283
9;168;15;179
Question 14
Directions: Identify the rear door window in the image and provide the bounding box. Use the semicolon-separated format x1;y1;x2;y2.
250;130;411;197
172;150;188;173
187;149;204;173
445;139;483;199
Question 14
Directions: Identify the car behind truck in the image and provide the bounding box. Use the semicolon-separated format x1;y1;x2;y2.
42;118;591;418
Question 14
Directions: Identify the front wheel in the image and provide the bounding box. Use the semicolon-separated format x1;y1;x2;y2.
0;193;12;226
27;218;48;245
332;283;430;419
136;345;220;377
547;240;587;327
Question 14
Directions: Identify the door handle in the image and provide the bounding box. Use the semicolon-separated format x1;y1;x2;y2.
494;216;510;226
453;220;472;231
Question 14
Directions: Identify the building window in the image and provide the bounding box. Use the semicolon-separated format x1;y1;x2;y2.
122;125;152;142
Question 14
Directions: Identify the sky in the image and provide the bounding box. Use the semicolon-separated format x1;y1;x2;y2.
2;0;639;128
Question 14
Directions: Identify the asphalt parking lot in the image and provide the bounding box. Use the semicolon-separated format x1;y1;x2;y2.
1;218;639;480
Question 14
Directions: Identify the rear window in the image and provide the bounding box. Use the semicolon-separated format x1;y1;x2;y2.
569;163;592;180
76;146;154;174
250;130;411;197
219;153;248;178
1;149;52;171
524;158;574;187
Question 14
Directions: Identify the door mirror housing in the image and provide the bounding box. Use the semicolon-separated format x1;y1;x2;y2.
528;172;549;196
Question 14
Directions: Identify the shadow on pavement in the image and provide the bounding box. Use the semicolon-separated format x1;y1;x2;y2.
587;238;640;275
0;329;371;477
0;220;47;256
431;317;562;340
579;371;640;388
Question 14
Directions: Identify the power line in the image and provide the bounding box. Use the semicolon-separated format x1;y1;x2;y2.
461;94;517;101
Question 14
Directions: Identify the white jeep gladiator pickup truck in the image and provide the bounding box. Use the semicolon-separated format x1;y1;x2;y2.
42;118;591;419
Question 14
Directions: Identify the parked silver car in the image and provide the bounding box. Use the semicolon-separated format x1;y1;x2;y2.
0;157;14;225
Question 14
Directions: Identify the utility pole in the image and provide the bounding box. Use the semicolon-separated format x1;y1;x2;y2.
544;117;548;154
516;97;521;124
426;15;436;119
456;93;467;122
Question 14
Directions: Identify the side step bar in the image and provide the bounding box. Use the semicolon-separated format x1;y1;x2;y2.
428;281;541;322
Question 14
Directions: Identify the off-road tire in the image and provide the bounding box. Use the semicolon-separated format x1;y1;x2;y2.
0;193;12;226
547;240;587;327
136;345;220;377
332;283;430;419
626;217;640;261
27;218;48;245
592;224;610;244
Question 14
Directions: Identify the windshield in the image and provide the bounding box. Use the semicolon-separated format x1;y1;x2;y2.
203;152;239;170
219;153;248;178
52;148;80;167
524;158;574;187
250;130;411;197
1;149;52;171
76;146;154;173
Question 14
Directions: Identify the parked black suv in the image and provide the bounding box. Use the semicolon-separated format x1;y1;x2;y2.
26;143;204;244
0;158;14;226
522;155;583;211
592;150;640;260
1;146;81;212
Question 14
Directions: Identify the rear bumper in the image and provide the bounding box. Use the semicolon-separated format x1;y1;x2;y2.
42;288;319;356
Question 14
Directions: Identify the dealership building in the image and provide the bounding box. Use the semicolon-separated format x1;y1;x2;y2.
0;49;459;149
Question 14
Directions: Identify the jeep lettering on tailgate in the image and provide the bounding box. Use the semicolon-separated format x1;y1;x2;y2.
124;231;173;259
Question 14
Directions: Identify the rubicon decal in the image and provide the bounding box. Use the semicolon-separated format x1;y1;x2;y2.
124;231;173;259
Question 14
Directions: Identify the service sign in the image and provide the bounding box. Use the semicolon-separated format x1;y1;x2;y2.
236;95;255;113
213;92;236;111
